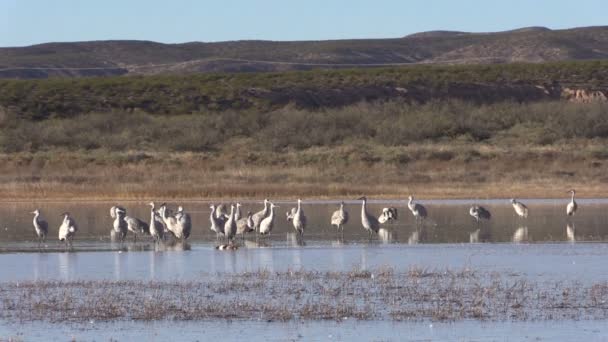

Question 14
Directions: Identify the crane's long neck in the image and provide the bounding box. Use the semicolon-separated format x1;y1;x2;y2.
268;206;275;220
210;207;216;221
571;192;575;202
361;200;367;218
297;200;301;212
229;206;235;220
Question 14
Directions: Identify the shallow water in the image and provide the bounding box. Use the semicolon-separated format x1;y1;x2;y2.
1;198;605;247
2;319;607;341
2;199;608;340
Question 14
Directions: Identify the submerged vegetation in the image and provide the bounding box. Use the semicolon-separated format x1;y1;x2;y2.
2;267;608;322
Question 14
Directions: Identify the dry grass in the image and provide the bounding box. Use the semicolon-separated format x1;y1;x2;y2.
1;267;608;323
0;140;607;201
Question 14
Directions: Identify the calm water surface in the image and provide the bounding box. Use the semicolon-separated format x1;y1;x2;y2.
2;199;608;341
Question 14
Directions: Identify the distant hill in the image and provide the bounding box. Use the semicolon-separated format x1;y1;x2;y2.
1;26;608;78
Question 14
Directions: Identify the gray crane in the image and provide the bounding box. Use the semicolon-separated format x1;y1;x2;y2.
407;195;428;224
331;202;349;232
209;204;226;239
223;204;237;241
111;206;128;242
510;199;529;218
125;212;150;243
148;202;165;243
378;207;398;223
358;196;380;238
252;199;270;233
30;209;48;246
292;199;306;236
236;211;254;236
259;202;279;235
566;189;578;216
159;203;191;240
469;205;491;224
58;212;78;247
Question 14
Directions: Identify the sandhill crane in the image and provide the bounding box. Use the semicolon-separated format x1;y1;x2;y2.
58;212;78;246
510;199;529;218
148;202;164;243
252;199;270;233
30;209;48;246
209;204;226;239
111;206;128;242
291;199;306;236
331;202;349;232
224;204;237;241
216;204;229;220
358;196;380;238
286;207;297;221
159;203;191;240
407;195;428;224
567;189;578;216
259;202;279;235
378;207;398;223
469;205;491;224
125;212;150;243
237;211;254;236
235;203;242;221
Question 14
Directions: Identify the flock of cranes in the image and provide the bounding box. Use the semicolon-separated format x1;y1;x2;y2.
28;190;579;248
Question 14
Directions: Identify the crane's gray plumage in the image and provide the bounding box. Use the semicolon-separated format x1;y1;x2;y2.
209;204;226;239
566;189;578;216
469;205;491;222
510;198;529;218
286;207;297;221
292;199;306;236
259;202;279;235
331;202;349;231
252;199;270;233
358;196;380;238
378;207;398;223
58;212;78;246
159;203;191;240
31;209;48;245
112;206;128;242
148;202;164;243
236;211;254;235
408;195;428;222
223;204;237;241
125;214;150;243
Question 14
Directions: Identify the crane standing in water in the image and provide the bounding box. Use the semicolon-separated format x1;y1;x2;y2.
30;209;48;246
566;189;578;216
510;199;529;219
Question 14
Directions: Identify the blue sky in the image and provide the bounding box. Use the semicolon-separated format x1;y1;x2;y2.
1;0;606;47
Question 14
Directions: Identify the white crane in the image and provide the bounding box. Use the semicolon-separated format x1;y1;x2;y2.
58;212;78;246
259;202;279;235
510;198;529;218
330;202;349;232
469;205;491;224
566;189;578;216
292;199;306;236
358;196;380;238
407;195;428;224
30;209;48;246
252;199;270;233
223;204;237;241
148;202;165;243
